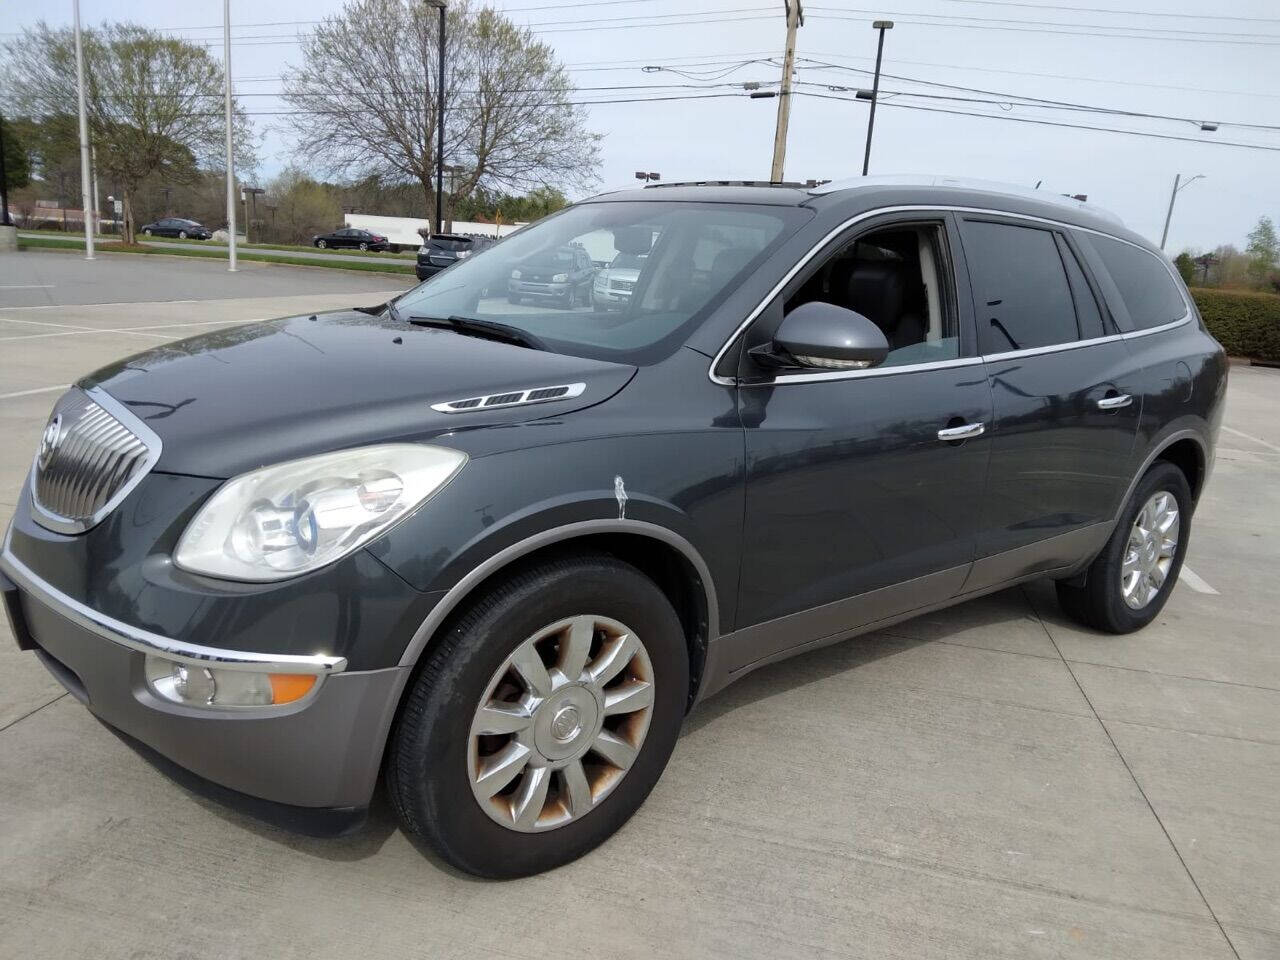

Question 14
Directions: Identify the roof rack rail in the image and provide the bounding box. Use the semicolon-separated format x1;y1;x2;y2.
644;179;830;189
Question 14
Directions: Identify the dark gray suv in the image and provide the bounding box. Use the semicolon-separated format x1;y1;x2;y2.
1;178;1225;878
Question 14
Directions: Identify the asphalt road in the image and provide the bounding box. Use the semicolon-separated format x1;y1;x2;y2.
0;248;415;308
0;253;1277;960
18;231;418;266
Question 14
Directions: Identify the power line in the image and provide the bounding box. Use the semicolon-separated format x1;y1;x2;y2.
912;0;1280;25
807;3;1280;38
799;90;1280;152
797;51;1280;102
807;9;1280;45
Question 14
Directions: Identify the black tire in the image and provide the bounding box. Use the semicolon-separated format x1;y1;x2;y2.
1055;461;1192;633
359;241;368;251
386;553;689;878
316;239;326;248
178;230;188;239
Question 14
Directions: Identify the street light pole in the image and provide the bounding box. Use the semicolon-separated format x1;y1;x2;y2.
1159;173;1205;251
72;0;95;259
223;0;237;271
0;112;10;227
861;20;893;177
424;0;447;236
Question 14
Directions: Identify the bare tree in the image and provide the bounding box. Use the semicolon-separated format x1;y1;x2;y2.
2;22;255;243
282;0;599;227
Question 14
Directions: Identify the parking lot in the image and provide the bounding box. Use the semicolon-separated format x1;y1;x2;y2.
1;251;1276;960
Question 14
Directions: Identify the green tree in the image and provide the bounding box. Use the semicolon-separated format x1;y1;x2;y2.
268;167;343;244
1;115;32;193
2;22;256;242
1173;251;1196;286
1245;216;1279;289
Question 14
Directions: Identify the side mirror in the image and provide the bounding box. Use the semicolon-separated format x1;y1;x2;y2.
760;301;890;370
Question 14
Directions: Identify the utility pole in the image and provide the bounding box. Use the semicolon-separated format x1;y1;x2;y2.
770;0;802;182
1160;173;1204;250
0;111;10;227
73;0;94;259
223;0;237;271
862;20;894;176
424;0;447;235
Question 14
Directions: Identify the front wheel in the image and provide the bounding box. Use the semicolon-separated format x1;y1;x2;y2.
142;228;152;237
386;554;688;878
1056;461;1192;633
178;230;188;239
359;241;368;251
316;239;326;248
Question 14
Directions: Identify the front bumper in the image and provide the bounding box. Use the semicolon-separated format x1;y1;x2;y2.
509;279;569;299
1;542;409;813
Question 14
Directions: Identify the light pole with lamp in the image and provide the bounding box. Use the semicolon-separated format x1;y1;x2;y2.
861;20;893;176
1159;174;1204;251
424;0;447;236
634;171;660;183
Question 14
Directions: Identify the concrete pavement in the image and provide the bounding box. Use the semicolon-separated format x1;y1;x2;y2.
0;254;1276;959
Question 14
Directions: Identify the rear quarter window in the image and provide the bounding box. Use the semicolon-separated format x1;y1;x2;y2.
1086;235;1186;330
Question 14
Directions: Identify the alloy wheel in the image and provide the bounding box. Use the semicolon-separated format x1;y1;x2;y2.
467;614;655;833
1121;491;1180;609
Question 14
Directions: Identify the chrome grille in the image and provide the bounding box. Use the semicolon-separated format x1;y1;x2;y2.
31;389;159;534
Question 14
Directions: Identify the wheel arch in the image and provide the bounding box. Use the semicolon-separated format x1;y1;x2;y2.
396;519;720;707
1115;428;1209;521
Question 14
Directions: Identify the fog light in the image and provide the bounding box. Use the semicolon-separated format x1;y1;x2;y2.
145;655;317;708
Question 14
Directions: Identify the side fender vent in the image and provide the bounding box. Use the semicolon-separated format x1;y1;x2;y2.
431;382;586;414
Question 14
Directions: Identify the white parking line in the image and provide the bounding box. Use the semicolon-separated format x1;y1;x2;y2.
1179;565;1220;595
1221;425;1280;455
0;285;55;289
0;385;70;401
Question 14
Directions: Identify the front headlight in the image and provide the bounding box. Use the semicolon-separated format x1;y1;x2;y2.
174;444;466;582
552;273;569;283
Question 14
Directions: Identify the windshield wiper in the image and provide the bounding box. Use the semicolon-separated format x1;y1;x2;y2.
406;314;547;351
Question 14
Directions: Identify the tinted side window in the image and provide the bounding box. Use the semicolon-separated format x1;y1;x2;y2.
962;220;1078;353
1057;236;1106;340
1086;235;1186;330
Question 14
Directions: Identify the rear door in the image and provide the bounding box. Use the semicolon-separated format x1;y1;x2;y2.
958;216;1142;591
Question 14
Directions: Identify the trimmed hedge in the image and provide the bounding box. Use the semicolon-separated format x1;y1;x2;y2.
1190;287;1280;362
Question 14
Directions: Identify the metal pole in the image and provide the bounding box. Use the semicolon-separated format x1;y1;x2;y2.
73;0;95;259
770;1;801;182
435;3;446;236
862;21;892;177
1159;173;1181;251
90;145;100;235
223;0;237;271
0;111;10;227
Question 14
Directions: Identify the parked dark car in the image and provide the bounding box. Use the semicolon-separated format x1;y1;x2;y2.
416;233;494;280
312;227;390;251
508;244;596;306
139;217;212;240
2;178;1225;879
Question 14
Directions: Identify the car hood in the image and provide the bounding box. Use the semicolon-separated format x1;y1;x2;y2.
82;310;636;478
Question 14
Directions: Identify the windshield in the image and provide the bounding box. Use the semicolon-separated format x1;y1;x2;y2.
395;200;808;364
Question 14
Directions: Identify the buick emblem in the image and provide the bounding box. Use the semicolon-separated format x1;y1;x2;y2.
38;414;63;469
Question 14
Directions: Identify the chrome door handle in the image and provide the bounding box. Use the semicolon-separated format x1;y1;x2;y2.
937;422;985;441
1096;393;1133;410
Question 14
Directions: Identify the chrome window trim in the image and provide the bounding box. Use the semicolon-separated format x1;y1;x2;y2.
430;382;586;414
709;204;1192;387
0;530;347;675
30;385;164;535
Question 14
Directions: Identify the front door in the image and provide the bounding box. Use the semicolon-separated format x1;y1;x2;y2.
956;216;1142;591
729;213;991;673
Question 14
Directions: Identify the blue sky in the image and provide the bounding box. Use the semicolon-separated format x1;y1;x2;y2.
5;0;1279;252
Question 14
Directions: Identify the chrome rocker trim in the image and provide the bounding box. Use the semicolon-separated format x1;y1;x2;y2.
1;533;347;675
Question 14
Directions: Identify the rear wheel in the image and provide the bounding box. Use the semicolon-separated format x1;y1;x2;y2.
316;239;327;248
359;241;369;251
1056;461;1191;633
178;230;188;239
386;554;688;878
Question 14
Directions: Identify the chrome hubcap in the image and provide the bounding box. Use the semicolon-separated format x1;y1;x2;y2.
467;615;654;832
1122;491;1180;610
